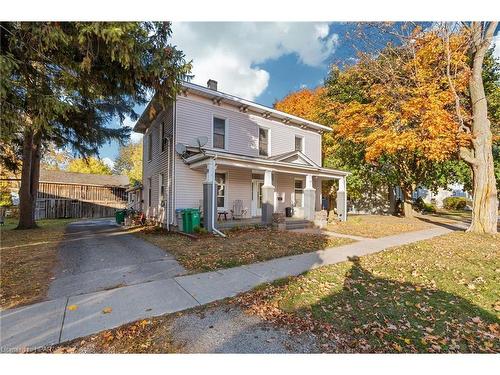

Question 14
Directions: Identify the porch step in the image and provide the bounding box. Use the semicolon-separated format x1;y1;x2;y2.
285;220;314;230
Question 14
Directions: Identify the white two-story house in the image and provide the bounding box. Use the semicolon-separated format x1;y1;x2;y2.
133;80;348;232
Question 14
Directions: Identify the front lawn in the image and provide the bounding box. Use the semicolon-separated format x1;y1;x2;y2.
326;214;433;238
237;232;500;353
0;218;74;310
131;226;354;273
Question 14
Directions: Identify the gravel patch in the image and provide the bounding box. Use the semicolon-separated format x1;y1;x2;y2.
170;305;320;353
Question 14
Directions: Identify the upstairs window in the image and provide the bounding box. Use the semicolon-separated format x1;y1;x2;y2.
295;136;304;152
160;122;167;152
147;132;153;161
259;127;269;156
213;117;226;149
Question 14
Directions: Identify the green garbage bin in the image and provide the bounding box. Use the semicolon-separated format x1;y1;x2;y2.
115;209;126;224
182;208;201;234
191;208;201;231
182;209;192;233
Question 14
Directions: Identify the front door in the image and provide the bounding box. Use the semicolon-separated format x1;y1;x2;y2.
251;180;264;217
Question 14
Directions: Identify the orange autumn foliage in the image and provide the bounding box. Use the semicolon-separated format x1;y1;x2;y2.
333;31;471;163
274;87;327;124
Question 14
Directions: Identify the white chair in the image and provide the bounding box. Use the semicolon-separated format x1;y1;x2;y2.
231;200;247;220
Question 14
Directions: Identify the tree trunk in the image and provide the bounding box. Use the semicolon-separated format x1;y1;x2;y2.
17;129;42;229
388;185;397;215
401;187;413;218
466;22;498;234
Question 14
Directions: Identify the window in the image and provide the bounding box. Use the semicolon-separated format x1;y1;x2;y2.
147;177;152;207
295;136;304;152
160;122;166;152
215;173;226;208
147;132;153;161
294;179;304;207
159;173;165;201
259;127;269;156
213;117;226;149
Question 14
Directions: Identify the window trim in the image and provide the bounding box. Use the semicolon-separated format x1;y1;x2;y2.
293;178;304;208
147;177;152;207
159;173;165;203
212;115;228;151
147;131;153;162
160;121;166;153
215;171;228;210
294;135;304;153
258;126;271;157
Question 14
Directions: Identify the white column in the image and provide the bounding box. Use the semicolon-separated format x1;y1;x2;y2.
203;159;217;231
336;176;347;222
205;158;216;183
303;174;316;221
261;169;275;224
263;169;274;187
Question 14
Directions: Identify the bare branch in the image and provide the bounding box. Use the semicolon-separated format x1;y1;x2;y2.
443;25;469;134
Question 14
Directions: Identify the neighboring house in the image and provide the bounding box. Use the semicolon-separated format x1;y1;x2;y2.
134;79;349;232
414;183;472;208
4;170;129;219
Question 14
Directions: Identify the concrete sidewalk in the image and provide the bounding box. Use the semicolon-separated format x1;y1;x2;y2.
0;226;452;352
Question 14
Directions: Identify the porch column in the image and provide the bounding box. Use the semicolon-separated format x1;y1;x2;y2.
261;169;274;225
202;159;217;231
336;176;347;222
303;174;316;221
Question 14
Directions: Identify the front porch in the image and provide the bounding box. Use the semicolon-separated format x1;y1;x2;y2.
217;216;313;230
183;150;348;232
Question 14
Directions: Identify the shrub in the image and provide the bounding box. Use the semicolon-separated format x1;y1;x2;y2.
193;226;208;235
414;197;436;214
443;197;467;210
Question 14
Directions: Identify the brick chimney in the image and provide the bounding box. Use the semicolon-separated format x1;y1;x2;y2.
207;79;218;91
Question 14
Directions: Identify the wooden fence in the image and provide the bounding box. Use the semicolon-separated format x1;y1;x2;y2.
34;182;127;219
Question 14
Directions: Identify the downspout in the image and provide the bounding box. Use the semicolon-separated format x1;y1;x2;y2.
211;156;226;238
166;137;170;231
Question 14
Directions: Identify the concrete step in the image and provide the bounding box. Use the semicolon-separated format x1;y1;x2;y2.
285;220;314;230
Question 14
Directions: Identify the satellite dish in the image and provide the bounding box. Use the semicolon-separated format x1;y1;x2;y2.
175;143;187;155
196;136;208;148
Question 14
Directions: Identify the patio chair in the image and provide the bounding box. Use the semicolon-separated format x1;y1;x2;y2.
230;199;247;220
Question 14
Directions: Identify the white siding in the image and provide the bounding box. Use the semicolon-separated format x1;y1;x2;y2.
142;104;174;224
175;94;322;165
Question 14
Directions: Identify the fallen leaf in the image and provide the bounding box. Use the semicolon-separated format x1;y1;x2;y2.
471;316;481;324
102;307;113;314
67;305;78;311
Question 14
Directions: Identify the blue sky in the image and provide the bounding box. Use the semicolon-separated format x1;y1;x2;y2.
98;22;499;167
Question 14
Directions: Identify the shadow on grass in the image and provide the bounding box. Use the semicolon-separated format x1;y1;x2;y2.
254;257;499;353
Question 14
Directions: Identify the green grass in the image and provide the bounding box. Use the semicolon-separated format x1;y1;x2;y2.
238;232;500;353
131;226;354;273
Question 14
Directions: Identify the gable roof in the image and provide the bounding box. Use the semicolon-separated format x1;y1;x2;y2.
267;150;320;167
39;170;129;187
134;81;332;134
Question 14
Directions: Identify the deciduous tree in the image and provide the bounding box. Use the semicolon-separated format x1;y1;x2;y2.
67;157;112;175
113;141;143;186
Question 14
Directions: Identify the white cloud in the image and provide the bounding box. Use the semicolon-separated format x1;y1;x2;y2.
171;22;338;101
494;33;500;60
102;157;115;170
121;116;143;143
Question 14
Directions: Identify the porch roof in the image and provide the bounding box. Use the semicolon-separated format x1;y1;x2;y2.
183;149;349;179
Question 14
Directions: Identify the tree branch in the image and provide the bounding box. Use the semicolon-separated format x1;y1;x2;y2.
459;146;477;165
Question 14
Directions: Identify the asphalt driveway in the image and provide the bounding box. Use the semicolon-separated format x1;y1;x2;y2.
48;219;186;299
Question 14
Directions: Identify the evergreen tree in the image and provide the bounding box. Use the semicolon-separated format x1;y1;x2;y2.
0;22;191;228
